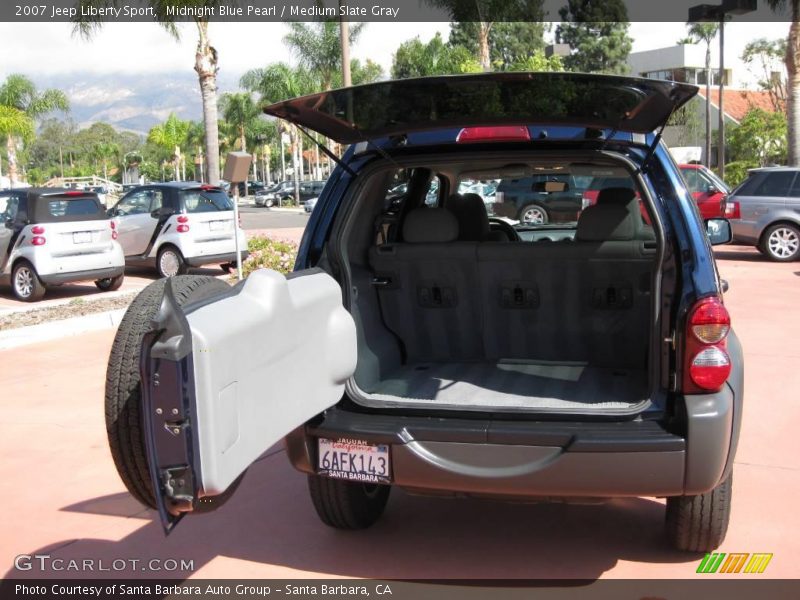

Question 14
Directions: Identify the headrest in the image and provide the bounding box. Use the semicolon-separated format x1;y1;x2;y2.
447;193;490;241
596;186;636;207
575;205;635;242
402;207;459;243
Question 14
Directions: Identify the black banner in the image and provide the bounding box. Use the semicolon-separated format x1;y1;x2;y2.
3;579;800;600
0;0;794;23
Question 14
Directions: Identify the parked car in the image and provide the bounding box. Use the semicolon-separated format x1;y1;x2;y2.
104;73;741;552
256;180;326;207
0;188;124;301
304;197;318;213
492;173;586;224
108;182;248;277
679;164;729;219
726;166;800;261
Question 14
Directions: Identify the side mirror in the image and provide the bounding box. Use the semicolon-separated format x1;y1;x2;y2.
707;184;719;194
706;218;732;246
151;207;173;219
107;207;118;217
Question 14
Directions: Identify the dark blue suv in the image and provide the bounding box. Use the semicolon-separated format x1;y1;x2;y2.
103;73;742;552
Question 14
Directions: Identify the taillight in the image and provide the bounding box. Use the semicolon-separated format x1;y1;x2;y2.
112;231;118;240
110;220;118;239
456;126;531;143
725;200;740;219
110;220;116;230
177;215;189;223
31;225;45;235
177;224;190;233
31;236;46;246
683;296;732;393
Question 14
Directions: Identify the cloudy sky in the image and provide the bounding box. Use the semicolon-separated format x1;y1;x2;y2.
0;21;790;82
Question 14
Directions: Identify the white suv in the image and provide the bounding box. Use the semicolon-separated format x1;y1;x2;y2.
110;183;248;277
0;188;125;301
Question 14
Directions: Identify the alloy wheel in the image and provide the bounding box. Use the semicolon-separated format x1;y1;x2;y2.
767;227;799;259
521;206;548;224
14;267;34;298
159;250;180;277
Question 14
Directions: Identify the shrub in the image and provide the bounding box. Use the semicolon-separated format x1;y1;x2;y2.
723;161;758;189
232;235;299;280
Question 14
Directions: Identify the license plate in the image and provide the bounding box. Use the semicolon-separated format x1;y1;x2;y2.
317;438;391;483
72;231;92;244
209;220;226;231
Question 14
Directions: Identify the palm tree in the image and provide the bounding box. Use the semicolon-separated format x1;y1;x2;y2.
767;1;800;165
241;63;319;205
684;23;719;167
148;114;189;181
92;141;119;182
220;92;261;194
283;21;365;91
185;120;206;181
0;74;68;186
75;1;225;183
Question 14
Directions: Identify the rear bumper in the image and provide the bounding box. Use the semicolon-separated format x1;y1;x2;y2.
185;251;250;267
285;384;738;498
39;265;124;285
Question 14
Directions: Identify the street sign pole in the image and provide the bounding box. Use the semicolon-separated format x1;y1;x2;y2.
223;152;253;282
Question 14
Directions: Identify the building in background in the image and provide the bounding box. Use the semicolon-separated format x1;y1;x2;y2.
628;44;784;167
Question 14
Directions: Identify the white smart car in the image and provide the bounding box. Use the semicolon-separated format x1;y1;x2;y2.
110;182;248;277
0;188;125;301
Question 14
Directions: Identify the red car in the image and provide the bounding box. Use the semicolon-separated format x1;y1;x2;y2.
679;164;729;219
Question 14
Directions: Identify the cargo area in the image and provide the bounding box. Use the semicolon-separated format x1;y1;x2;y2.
340;154;661;415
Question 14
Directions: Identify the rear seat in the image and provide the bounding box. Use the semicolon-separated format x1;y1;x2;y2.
368;189;656;368
368;207;483;361
477;187;655;368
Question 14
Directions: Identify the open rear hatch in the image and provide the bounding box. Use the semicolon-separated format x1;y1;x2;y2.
264;72;698;143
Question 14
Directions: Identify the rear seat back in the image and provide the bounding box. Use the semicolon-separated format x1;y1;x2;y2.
368;208;483;361
477;187;655;367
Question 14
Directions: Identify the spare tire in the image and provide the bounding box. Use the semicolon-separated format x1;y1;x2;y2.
105;275;243;512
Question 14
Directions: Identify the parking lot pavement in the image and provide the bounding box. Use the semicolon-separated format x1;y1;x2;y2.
1;245;798;580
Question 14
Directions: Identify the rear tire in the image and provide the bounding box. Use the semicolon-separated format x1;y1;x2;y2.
95;274;124;291
156;245;187;278
105;275;243;511
665;473;732;552
759;223;800;262
307;475;390;530
518;203;549;225
12;260;46;302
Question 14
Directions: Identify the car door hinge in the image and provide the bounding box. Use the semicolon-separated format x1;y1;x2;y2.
160;466;194;513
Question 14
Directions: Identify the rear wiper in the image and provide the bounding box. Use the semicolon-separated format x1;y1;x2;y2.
295;124;357;177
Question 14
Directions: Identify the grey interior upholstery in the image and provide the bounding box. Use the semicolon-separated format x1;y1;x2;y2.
369;208;483;361
362;199;656;408
402;207;458;243
448;192;510;242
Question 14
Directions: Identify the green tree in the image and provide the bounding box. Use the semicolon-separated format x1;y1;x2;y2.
220;92;260;153
682;22;719;167
283;21;365;91
0;74;69;185
147;113;190;181
75;1;226;184
506;50;564;72
556;0;632;74
92;141;119;181
425;1;544;70
766;0;799;164
347;59;384;86
742;37;788;112
391;33;481;79
449;21;547;71
728;108;788;166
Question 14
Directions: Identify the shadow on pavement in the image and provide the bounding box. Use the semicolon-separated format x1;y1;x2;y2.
7;454;701;581
712;247;765;262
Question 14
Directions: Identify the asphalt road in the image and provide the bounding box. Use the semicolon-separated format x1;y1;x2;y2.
239;205;309;231
0;246;798;580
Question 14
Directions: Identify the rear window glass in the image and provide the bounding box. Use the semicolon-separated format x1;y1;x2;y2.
34;196;106;222
181;189;233;213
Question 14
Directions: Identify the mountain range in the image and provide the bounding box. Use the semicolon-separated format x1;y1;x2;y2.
32;71;243;135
